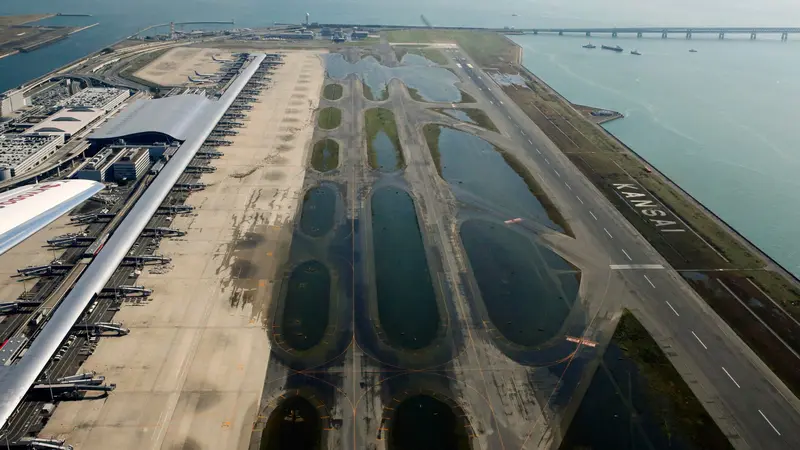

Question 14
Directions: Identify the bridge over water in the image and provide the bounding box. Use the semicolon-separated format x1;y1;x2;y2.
516;27;800;40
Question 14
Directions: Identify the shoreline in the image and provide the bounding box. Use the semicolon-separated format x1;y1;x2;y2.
516;62;799;284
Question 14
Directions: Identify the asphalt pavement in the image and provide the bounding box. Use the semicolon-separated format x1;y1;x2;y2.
446;47;800;450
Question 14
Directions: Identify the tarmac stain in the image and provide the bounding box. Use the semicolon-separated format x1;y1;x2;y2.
460;219;578;347
282;261;331;351
390;395;470;450
235;232;265;250
371;187;439;350
261;396;322;450
231;259;258;279
263;170;286;182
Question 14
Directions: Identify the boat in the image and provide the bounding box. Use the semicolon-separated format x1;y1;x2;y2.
631;49;641;55
689;49;698;53
582;43;596;49
601;45;624;52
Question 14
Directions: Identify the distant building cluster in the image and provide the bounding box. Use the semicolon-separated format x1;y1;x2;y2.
0;87;131;182
320;27;371;42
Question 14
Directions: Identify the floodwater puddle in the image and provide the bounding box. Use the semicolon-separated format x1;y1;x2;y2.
460;219;578;347
324;53;466;102
261;396;323;450
281;261;331;351
300;186;336;237
310;138;339;172
426;125;568;233
389;395;471;450
438;108;475;124
372;130;400;172
561;312;733;450
371;187;439;350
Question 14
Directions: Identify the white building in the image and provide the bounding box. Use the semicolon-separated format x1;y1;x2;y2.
74;147;126;182
111;147;150;182
0;89;27;117
0;134;64;180
27;106;106;139
59;88;129;111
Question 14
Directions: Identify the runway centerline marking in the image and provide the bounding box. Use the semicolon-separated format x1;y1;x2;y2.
644;274;656;288
758;410;781;435
666;301;679;316
527;139;533;144
691;331;708;350
721;367;741;388
545;158;550;165
576;196;583;204
610;264;665;270
604;228;613;239
554;169;561;178
589;211;598;220
536;148;541;154
621;248;632;261
565;182;572;190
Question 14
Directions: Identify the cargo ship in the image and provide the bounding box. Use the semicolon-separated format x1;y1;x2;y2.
601;45;624;52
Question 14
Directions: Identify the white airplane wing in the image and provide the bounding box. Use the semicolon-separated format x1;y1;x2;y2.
0;180;104;255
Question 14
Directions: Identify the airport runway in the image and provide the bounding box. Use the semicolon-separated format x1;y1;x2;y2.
445;48;800;449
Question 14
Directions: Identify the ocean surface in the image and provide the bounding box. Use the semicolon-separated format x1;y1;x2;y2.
2;0;800;275
512;34;800;276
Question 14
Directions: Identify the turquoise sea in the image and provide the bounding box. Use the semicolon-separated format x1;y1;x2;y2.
2;0;800;275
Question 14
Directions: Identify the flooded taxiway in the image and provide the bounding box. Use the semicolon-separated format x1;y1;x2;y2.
370;187;440;350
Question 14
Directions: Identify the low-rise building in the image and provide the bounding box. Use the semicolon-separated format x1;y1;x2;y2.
0;133;64;180
110;147;150;183
74;147;126;182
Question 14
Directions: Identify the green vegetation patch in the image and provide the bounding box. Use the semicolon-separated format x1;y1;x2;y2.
434;108;498;132
362;80;387;101
459;90;476;103
311;139;339;172
423;123;443;174
394;46;449;65
365;108;404;170
317;107;342;130
386;29;519;69
322;83;343;101
613;310;734;450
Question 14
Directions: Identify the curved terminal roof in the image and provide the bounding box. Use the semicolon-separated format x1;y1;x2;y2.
88;94;221;142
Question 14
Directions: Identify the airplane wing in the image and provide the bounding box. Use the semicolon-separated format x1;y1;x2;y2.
0;180;104;255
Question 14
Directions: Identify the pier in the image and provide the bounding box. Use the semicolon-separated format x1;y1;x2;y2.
517;26;800;40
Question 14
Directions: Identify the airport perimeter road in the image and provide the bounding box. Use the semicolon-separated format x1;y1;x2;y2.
446;48;800;450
